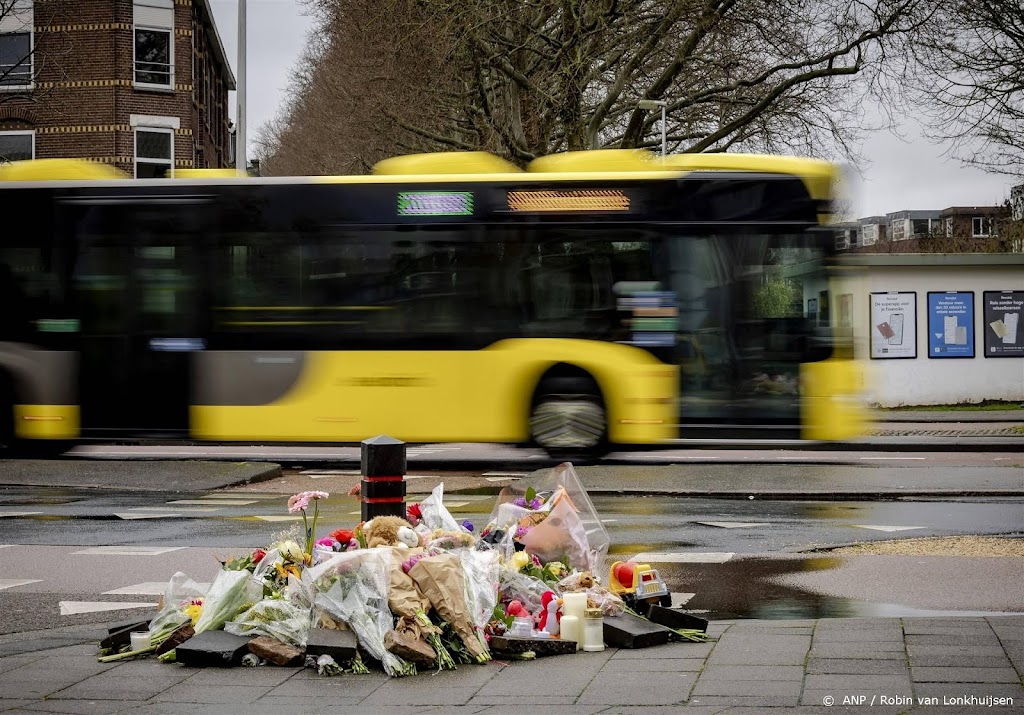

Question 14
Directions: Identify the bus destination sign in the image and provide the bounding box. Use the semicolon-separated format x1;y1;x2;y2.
507;189;630;213
397;191;474;216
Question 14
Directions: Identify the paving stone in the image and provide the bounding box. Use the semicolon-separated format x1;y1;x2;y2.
806;658;909;675
911;666;1021;683
610;641;714;659
688;695;800;707
0;702;45;713
905;634;1002;646
912;682;1024;701
467;695;579;707
987;622;1024;641
0;655;40;675
156;682;277;704
600;657;705;672
362;685;482;706
804;674;913;692
808;643;907;658
474;707;632;715
800;690;907;707
476;659;601;696
697;664;804;680
812;629;904;642
602;612;673;649
706;635;810;666
302;628;357;662
584;708;722;715
175;630;253;667
577;671;697;705
901;622;994;635
248;635;304;666
908;654;1012;668
268;672;388;698
728;707;905;715
907;643;1006;657
184;665;299;685
19;700;153;714
692;678;802;696
815;618;901;629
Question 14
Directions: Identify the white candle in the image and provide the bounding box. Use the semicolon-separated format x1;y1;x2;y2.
130;631;150;651
562;592;587;622
559;615;581;650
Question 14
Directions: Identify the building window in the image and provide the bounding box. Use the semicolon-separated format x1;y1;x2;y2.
135;27;172;87
891;221;906;241
0;32;31;87
0;130;33;162
972;217;993;237
135;128;173;178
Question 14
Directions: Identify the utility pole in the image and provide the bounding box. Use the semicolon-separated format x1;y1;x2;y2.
637;99;669;156
235;0;247;172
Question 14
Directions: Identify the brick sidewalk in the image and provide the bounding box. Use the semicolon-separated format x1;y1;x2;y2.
1;616;1021;713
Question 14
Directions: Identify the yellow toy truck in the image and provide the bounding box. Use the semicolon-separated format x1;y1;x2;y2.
609;561;671;609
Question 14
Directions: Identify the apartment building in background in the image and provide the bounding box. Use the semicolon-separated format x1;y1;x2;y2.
0;0;235;176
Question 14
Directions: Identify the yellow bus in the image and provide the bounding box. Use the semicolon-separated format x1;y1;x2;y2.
0;149;866;457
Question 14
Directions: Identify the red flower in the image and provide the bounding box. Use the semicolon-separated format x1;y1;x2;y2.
330;528;353;544
407;503;422;520
252;548;267;564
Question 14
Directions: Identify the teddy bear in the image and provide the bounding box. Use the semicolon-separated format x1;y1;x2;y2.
362;515;420;549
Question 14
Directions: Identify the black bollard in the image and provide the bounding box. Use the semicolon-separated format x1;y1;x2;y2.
360;435;407;521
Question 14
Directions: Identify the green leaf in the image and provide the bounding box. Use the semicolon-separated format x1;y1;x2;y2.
525;487;537;503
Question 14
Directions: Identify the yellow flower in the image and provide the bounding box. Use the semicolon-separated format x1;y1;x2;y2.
183;603;202;626
279;540;305;562
510;551;530;572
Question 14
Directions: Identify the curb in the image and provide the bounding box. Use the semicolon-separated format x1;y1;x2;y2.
575;489;1024;500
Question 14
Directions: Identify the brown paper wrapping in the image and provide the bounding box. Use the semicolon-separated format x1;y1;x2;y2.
408;552;488;660
387;547;431;618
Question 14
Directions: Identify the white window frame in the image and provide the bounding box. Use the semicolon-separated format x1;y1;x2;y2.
133;24;174;90
134;126;174;178
0;129;34;162
972;216;992;237
0;31;34;92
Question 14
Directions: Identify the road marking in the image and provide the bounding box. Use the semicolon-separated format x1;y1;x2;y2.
114;513;181;520
671;592;696;607
0;545;12;549
254;515;304;522
858;457;927;460
59;601;157;616
104;582;208;596
483;472;530;477
850;524;924;532
73;546;186;556
630;552;734;563
0;579;43;591
695;521;769;529
127;507;221;513
302;470;361;475
601;519;618;523
0;512;43;518
485;476;521;482
166;499;258;506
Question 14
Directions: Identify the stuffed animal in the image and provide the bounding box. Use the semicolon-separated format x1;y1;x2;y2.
505;600;530;619
536;591;561;636
362;515;420;549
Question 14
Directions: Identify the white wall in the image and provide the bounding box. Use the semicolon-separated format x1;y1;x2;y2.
836;256;1024;407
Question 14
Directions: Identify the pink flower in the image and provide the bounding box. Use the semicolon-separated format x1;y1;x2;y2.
288;490;329;514
316;537;335;548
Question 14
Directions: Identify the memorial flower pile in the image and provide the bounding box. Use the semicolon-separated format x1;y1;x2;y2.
100;465;706;676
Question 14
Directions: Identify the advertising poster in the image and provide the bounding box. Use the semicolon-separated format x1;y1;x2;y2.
838;293;852;327
983;290;1024;357
870;292;917;359
927;292;974;358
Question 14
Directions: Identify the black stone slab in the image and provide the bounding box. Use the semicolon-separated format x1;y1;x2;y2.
100;620;153;650
488;635;577;657
602;612;672;649
645;604;709;633
304;628;358;661
175;630;253;667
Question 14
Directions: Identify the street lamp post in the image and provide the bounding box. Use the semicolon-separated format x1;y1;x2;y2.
236;0;247;173
637;99;668;157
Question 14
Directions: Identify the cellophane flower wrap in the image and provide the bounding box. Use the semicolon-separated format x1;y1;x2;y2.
225;594;313;647
459;548;500;633
193;568;262;635
490;462;609;572
307;548;415;677
408;552;490;662
146;572;207;646
418;483;467;533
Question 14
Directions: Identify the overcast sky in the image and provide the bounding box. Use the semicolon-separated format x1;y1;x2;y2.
208;0;1018;219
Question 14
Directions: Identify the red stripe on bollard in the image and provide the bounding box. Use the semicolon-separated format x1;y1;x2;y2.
362;496;406;504
363;476;404;482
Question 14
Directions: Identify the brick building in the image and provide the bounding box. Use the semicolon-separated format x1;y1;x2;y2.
0;0;234;177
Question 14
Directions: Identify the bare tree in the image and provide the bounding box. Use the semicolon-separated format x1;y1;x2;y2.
907;0;1024;176
260;0;934;174
0;1;70;105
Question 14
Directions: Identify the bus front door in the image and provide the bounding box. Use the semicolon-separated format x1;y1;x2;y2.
65;198;209;436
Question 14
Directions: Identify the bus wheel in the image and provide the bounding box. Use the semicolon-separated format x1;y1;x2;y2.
529;379;607;461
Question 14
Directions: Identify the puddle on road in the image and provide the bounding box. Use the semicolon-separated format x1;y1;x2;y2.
654;555;1020;620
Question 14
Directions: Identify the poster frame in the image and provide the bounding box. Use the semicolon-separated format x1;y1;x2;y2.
982;290;1024;358
926;290;975;359
869;291;917;360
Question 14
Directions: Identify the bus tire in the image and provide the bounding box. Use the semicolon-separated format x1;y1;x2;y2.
529;373;608;461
